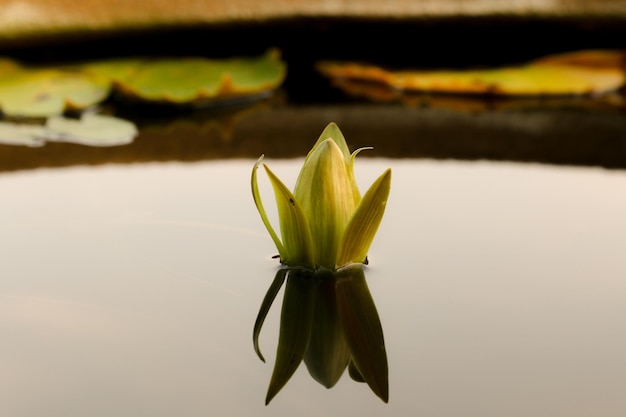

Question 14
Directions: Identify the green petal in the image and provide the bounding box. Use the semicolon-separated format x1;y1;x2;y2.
336;168;391;268
251;155;285;258
336;265;389;403
253;268;287;362
305;122;364;203
264;164;315;267
307;122;351;162
303;271;351;388
293;139;357;268
266;269;316;405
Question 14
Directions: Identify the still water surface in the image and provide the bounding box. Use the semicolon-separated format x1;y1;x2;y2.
1;157;625;417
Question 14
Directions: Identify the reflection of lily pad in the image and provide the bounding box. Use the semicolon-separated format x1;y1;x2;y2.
0;69;109;118
317;49;626;97
113;49;286;104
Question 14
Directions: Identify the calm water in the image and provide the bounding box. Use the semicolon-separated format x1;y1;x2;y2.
1;155;625;417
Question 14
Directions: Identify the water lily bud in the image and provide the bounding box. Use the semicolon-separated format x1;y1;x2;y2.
252;122;392;405
251;122;391;271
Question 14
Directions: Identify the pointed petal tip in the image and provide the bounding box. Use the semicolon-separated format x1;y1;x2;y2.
310;121;350;159
380;391;389;403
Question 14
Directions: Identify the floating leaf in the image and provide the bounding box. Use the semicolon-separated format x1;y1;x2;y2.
0;57;21;76
0;68;109;118
530;49;626;69
0;121;46;147
0;49;285;117
45;113;138;146
0;113;137;147
317;49;626;97
77;58;144;85
113;49;286;104
326;77;626;112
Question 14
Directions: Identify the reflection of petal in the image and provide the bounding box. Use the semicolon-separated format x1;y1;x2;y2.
266;269;316;405
348;359;366;382
336;265;389;403
253;268;287;362
304;271;351;388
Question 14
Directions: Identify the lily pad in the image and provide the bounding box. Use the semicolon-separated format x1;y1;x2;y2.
77;58;144;85
0;121;46;147
0;114;137;147
112;48;287;104
0;57;21;76
530;49;626;69
325;77;626;112
316;49;626;97
0;49;286;117
45;113;138;146
0;68;109;118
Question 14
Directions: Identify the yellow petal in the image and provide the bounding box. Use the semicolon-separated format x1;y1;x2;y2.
294;139;356;269
306;122;351;162
301;122;364;204
336;169;391;268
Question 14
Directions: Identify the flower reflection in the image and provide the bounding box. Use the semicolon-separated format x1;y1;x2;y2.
251;123;391;404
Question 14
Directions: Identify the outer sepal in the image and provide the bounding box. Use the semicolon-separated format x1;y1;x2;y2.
264;164;315;267
251;155;285;258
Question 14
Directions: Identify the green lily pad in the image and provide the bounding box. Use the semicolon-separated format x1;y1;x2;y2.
0;113;137;147
45;113;138;146
0;121;46;147
0;68;109;118
0;49;286;117
77;58;144;85
0;57;21;76
113;48;287;104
